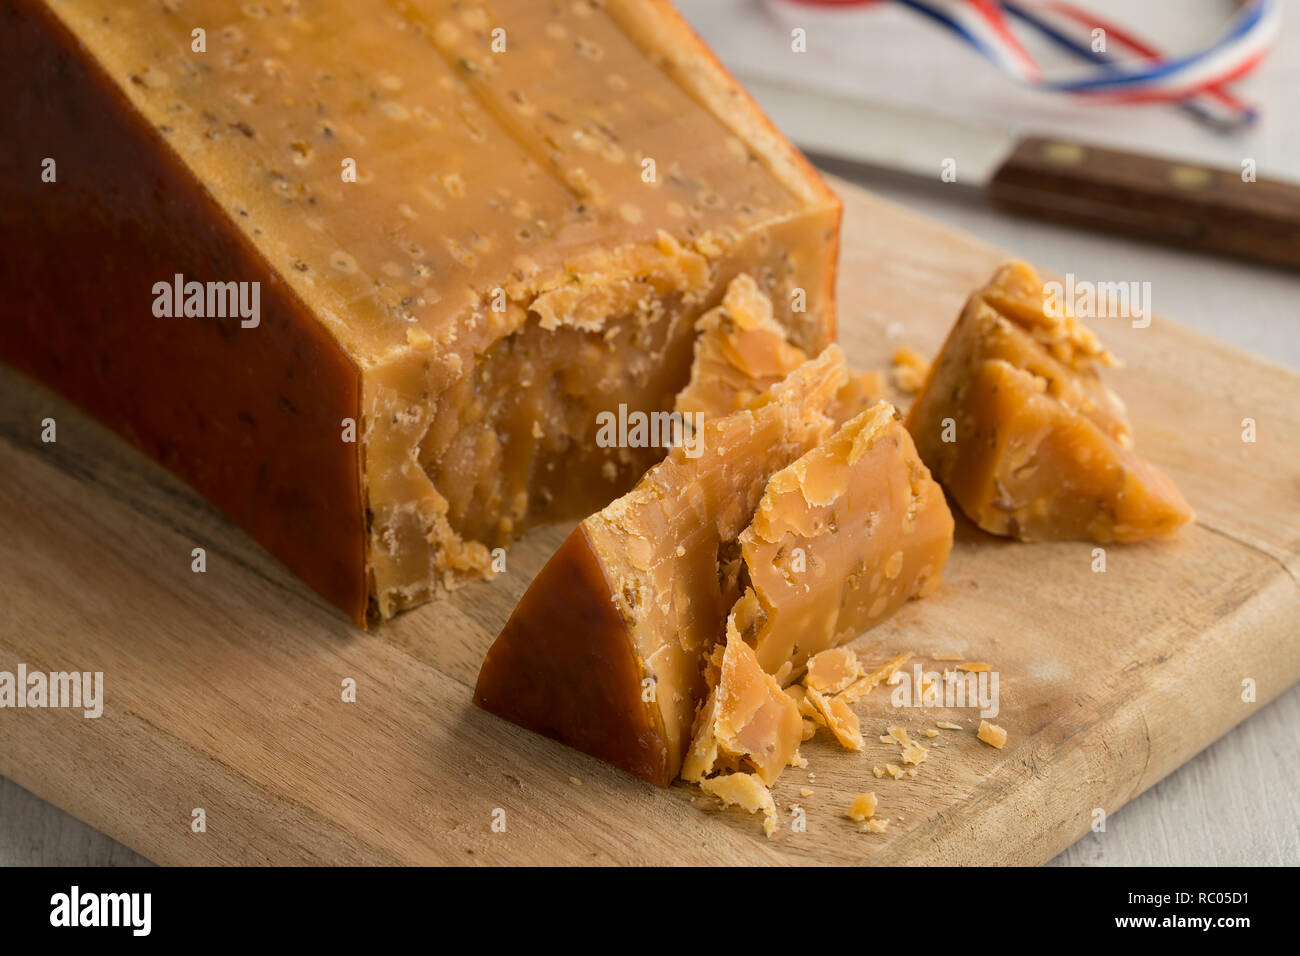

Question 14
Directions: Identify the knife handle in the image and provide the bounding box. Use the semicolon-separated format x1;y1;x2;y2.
987;136;1300;271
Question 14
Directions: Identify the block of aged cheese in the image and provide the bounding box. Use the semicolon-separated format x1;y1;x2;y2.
0;0;840;623
735;402;954;678
905;262;1193;542
474;346;862;785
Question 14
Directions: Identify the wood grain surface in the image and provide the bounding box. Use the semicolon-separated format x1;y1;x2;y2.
1;179;1296;865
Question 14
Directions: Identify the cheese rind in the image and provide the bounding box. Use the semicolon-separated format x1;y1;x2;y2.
2;0;839;622
470;522;671;783
0;0;369;614
905;262;1193;542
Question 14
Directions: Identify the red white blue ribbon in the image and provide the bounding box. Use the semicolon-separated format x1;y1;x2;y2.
779;0;1280;128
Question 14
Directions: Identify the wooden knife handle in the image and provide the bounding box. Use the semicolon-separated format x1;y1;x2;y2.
988;136;1300;271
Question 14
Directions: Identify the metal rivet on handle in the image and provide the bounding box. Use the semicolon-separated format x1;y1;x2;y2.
1041;141;1086;166
1168;164;1214;189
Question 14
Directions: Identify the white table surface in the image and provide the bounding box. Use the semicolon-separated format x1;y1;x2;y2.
3;0;1297;866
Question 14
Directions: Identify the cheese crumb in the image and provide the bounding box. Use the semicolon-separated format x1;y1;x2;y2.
861;818;890;834
800;787;814;797
883;726;928;767
700;773;779;837
807;687;863;750
925;728;940;738
846;791;877;821
804;647;861;694
838;652;912;705
891;345;931;394
886;726;915;748
937;721;963;731
978;720;1008;749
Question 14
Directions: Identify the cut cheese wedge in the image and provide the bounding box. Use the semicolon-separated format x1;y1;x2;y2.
905;262;1193;542
474;346;860;785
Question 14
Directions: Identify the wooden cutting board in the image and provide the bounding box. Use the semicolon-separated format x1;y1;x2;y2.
2;179;1297;866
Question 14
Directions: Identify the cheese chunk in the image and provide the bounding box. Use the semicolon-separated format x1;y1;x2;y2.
674;273;882;423
846;792;878;821
905;262;1193;542
806;686;864;750
736;403;954;678
674;274;811;418
804;648;862;695
839;651;912;705
891;346;930;394
699;773;779;838
0;0;839;622
978;720;1008;749
681;628;802;786
475;347;861;785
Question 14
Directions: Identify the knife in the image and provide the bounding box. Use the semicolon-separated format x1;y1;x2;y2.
739;74;1300;271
